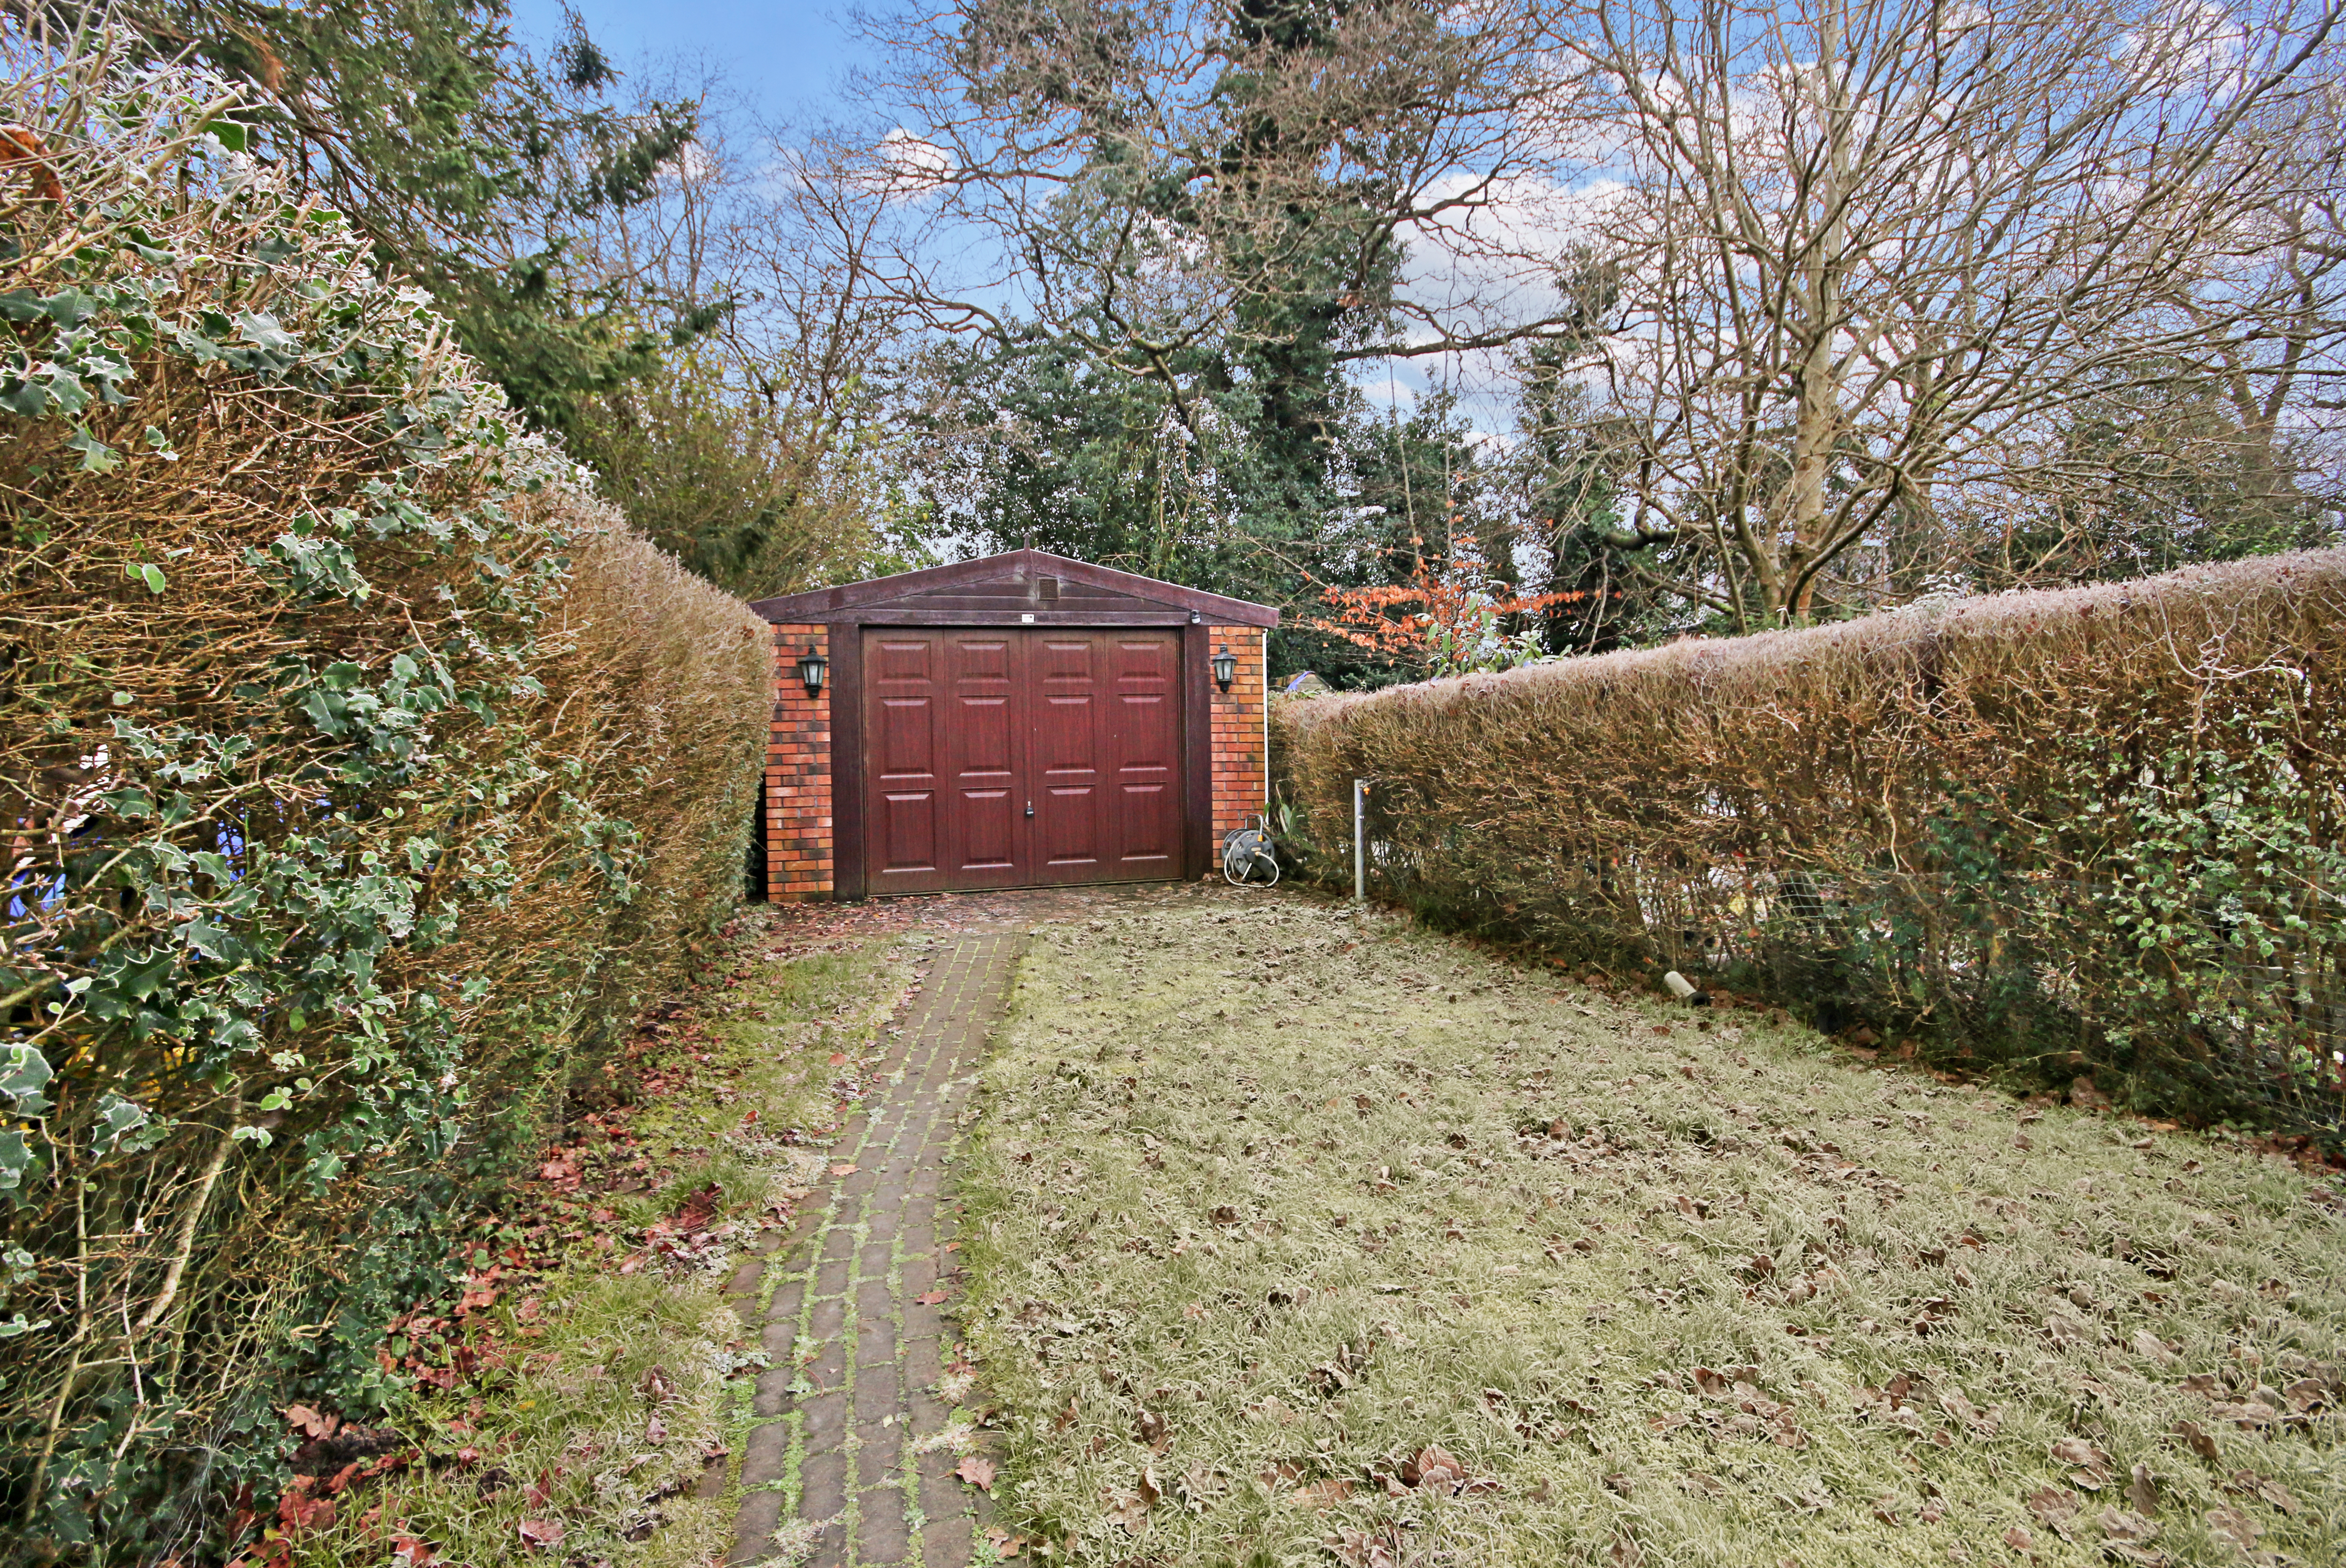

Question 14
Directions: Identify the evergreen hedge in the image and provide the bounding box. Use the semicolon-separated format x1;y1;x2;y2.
1273;551;2346;1139
0;41;768;1559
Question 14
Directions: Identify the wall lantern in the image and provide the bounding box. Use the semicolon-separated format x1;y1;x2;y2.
795;645;829;700
1211;645;1237;692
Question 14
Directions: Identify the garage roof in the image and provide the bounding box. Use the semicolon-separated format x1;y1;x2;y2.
747;548;1280;629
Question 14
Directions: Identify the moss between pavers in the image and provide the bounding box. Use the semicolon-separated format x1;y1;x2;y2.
955;894;2346;1567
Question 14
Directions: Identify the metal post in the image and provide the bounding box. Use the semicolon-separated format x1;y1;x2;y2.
1353;777;1367;903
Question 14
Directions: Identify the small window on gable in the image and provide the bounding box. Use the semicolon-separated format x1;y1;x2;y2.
1039;576;1060;601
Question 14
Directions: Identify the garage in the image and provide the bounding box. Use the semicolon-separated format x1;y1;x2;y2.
749;550;1279;900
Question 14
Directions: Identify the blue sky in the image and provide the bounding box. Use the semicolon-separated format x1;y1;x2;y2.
500;0;1451;418
507;0;871;123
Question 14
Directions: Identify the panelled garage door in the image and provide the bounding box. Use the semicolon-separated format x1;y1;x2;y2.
862;628;1183;894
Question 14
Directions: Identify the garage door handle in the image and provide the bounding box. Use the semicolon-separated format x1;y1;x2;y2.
1025;800;1035;818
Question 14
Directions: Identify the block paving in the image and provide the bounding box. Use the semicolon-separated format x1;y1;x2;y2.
725;928;1016;1567
721;882;1235;1565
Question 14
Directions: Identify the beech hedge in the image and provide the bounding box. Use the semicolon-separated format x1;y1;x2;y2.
0;44;768;1559
1273;551;2346;1138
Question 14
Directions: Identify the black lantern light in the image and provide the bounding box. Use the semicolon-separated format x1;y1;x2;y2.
1211;645;1237;692
795;645;828;700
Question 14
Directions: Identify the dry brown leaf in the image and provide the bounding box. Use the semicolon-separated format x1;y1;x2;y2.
2026;1485;2080;1540
2050;1436;2113;1488
2202;1506;2261;1551
1404;1445;1468;1494
2127;1462;2160;1516
516;1518;564;1551
956;1454;996;1491
1328;1526;1401;1568
2232;1473;2299;1516
284;1404;339;1442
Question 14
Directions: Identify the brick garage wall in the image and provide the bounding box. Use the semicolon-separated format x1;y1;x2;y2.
766;624;833;901
1208;626;1268;846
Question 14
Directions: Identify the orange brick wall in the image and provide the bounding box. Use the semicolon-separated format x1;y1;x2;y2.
765;624;833;902
1208;626;1269;845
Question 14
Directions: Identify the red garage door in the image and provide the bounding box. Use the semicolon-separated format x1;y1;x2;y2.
862;628;1183;894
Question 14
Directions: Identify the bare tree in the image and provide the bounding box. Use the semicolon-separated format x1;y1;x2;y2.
1544;0;2344;627
556;70;934;594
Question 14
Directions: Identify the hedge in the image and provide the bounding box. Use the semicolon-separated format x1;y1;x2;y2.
0;42;769;1559
1272;550;2346;1138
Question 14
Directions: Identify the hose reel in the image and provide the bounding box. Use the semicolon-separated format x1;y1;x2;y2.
1220;815;1280;885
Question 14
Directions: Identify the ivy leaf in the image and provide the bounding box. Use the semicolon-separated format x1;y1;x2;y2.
0;1130;34;1191
66;428;120;472
92;1093;164;1154
0;1044;53;1115
234;312;297;352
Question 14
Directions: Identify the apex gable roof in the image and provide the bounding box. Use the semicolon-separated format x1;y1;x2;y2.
747;548;1280;628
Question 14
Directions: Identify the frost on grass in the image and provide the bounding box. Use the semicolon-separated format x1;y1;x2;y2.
956;898;2346;1567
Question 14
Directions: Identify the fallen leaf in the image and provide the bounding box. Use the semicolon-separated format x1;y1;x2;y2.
2026;1485;2080;1540
2099;1507;2160;1543
2202;1506;2260;1551
2128;1463;2160;1516
2228;1473;2299;1515
956;1454;996;1491
285;1404;339;1441
2050;1436;2114;1487
1101;1484;1151;1530
915;1289;948;1306
829;1163;859;1177
1406;1445;1468;1494
2049;1438;2102;1467
516;1518;564;1550
2002;1527;2033;1552
2170;1419;2220;1462
1328;1526;1400;1568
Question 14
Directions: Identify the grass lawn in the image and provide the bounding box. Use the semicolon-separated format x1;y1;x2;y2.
299;907;917;1568
956;894;2346;1568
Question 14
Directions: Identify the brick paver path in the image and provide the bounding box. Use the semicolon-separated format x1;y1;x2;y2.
724;881;1227;1565
726;928;1019;1567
